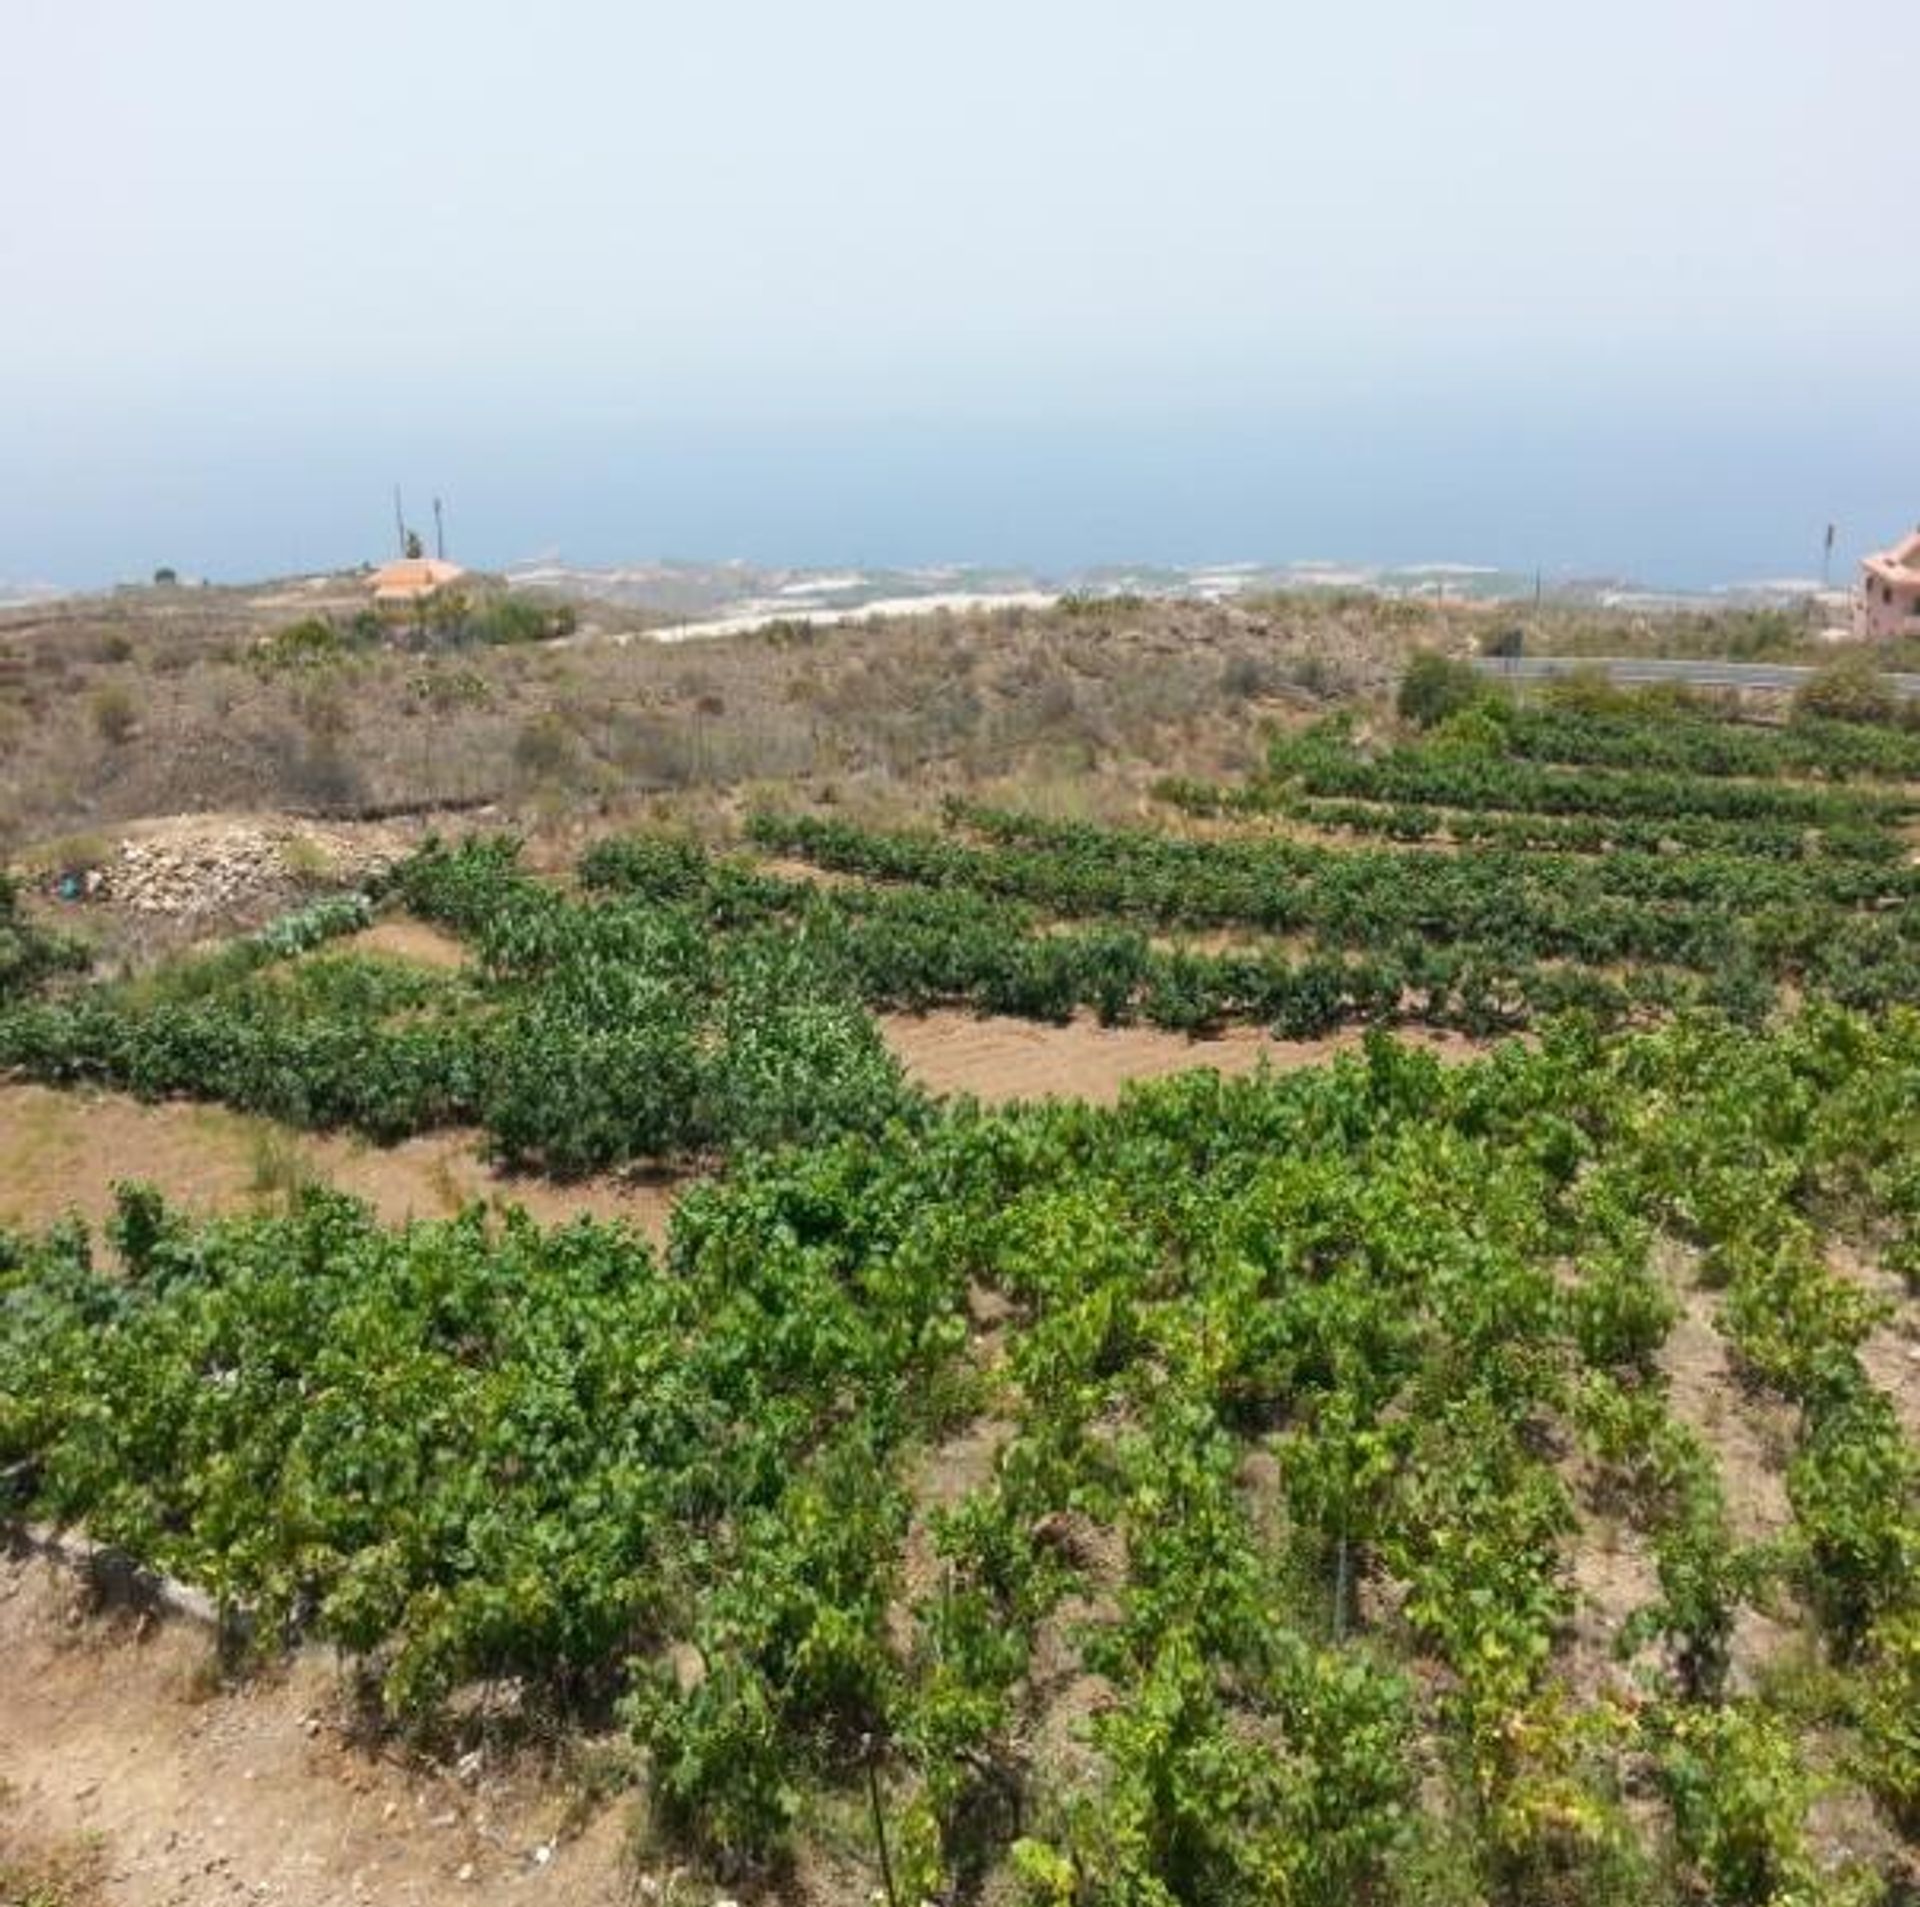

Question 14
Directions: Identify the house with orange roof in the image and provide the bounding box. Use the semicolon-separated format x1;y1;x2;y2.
1855;527;1920;639
368;557;466;607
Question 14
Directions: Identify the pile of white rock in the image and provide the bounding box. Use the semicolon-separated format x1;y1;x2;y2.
88;820;398;919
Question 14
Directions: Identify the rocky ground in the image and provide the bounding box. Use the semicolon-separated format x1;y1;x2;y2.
64;817;405;918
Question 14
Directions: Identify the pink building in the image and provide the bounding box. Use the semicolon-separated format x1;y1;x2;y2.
1855;527;1920;639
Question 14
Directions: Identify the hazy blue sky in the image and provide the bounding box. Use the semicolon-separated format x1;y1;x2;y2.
4;0;1916;586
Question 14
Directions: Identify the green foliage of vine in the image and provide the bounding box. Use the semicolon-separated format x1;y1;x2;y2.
8;1007;1919;1896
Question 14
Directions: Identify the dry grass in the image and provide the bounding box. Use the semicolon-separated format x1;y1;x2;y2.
0;1778;108;1907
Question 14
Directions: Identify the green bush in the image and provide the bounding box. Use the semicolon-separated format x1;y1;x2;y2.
0;874;89;1003
1396;651;1486;728
1793;656;1899;729
1858;1609;1920;1829
90;683;140;745
469;594;568;645
255;615;373;673
1655;1706;1830;1905
6;1003;1920;1888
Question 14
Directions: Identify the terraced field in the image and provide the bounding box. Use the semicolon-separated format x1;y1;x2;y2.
3;682;1918;1906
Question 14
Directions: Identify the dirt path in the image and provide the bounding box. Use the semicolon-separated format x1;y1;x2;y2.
0;1085;682;1242
877;1009;1485;1107
1565;1513;1660;1700
1655;1281;1795;1544
0;1555;633;1907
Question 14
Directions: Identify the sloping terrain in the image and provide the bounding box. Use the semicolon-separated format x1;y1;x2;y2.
4;672;1919;1906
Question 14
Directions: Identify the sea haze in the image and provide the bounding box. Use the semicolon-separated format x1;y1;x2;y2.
1;365;1910;596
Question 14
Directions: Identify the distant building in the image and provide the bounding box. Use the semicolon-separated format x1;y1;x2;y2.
368;557;466;607
1855;528;1920;639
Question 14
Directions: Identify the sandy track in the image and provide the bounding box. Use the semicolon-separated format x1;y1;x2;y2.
878;1009;1485;1107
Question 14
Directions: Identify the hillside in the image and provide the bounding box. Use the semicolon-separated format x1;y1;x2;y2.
2;598;1919;1907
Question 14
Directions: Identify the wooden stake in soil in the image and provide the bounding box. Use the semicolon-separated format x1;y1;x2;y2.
862;1733;899;1907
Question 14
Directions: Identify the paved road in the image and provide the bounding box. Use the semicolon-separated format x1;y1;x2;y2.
1472;655;1920;697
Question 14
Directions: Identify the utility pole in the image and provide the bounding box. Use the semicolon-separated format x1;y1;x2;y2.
392;485;408;558
1821;522;1835;593
432;496;446;561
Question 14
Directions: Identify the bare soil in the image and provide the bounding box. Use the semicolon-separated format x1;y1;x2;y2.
0;1016;1485;1245
1859;1323;1920;1445
889;1412;1018;1666
0;1085;681;1242
1650;1245;1806;1692
877;1009;1486;1107
1565;1514;1661;1700
1656;1282;1795;1544
0;1554;634;1907
0;1783;109;1907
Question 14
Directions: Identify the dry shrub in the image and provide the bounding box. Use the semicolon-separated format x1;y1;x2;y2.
294;681;351;741
248;1122;326;1206
1220;652;1277;700
147;642;205;676
90;681;140;744
261;724;369;812
26;831;112;875
406;662;492;715
513;713;586;788
27;638;72;687
607;712;697;786
1302;653;1342;696
1793;655;1901;728
279;836;338;889
1027;676;1080;731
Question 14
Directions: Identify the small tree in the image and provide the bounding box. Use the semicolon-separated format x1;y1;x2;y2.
1792;655;1898;728
152;565;178;586
1397;651;1484;729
